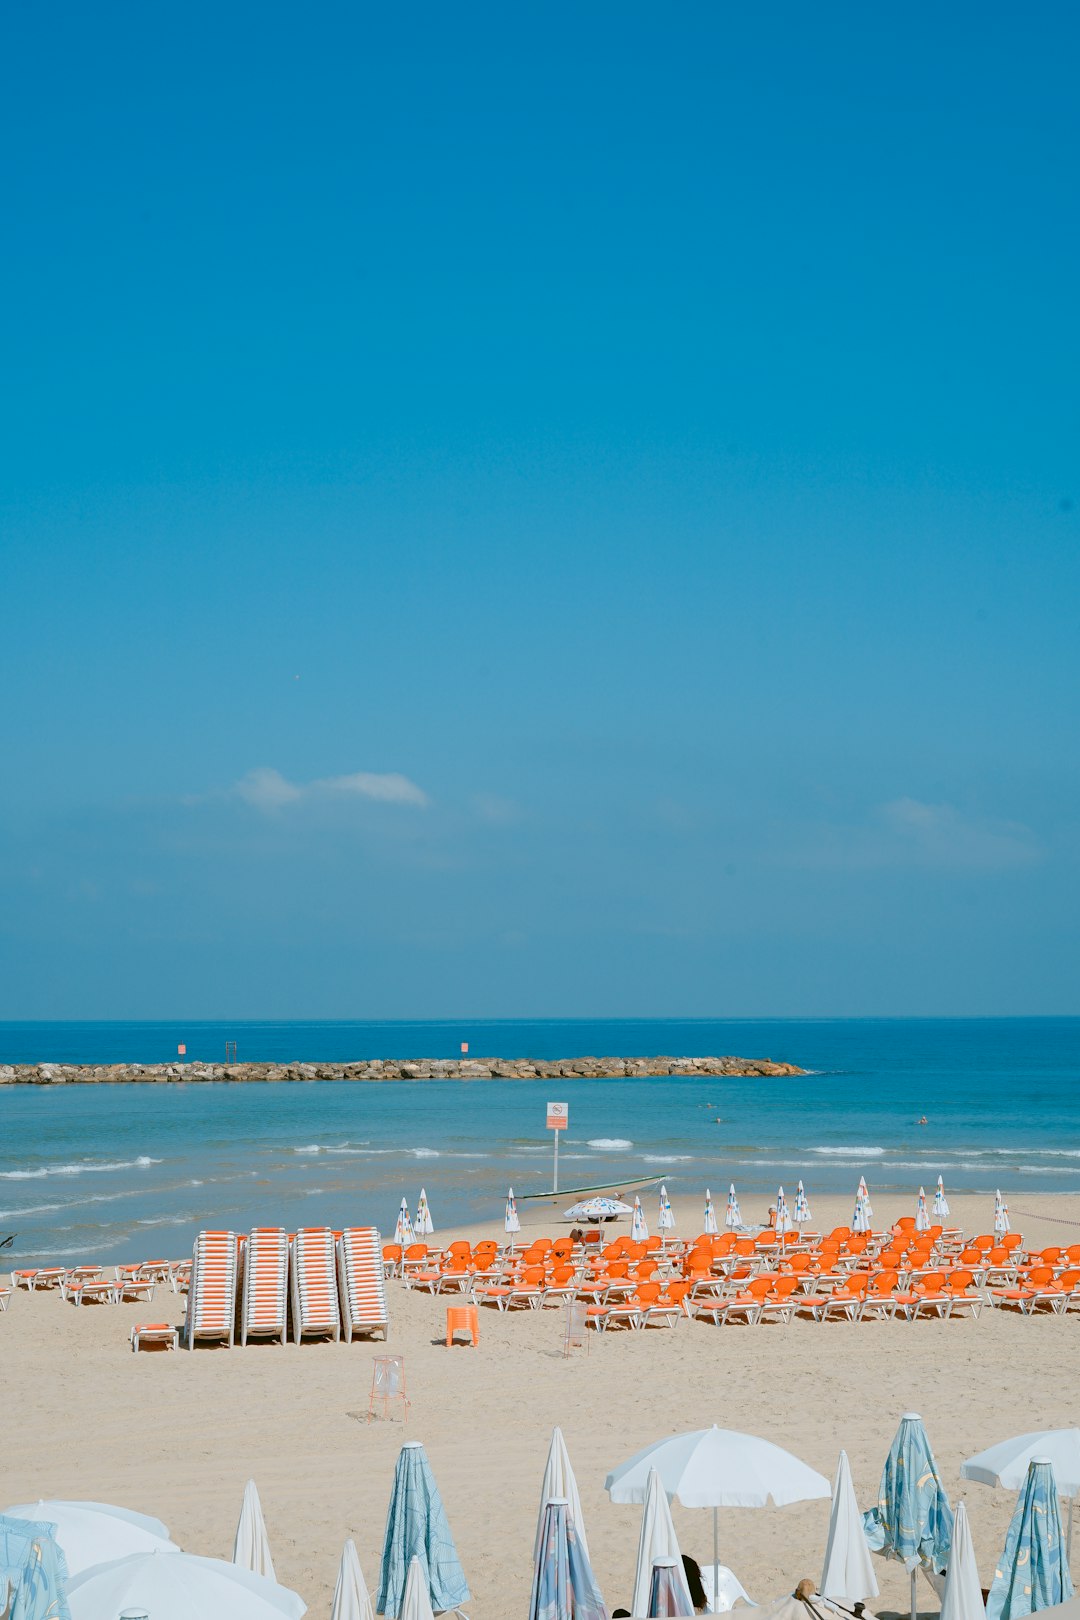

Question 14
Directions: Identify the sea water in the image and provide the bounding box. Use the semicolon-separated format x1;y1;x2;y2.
0;1017;1077;1264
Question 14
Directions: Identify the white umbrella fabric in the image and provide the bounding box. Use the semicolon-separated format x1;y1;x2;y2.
66;1549;306;1620
631;1468;692;1618
606;1426;830;1614
505;1186;521;1245
940;1503;985;1620
754;1590;881;1620
934;1177;950;1218
995;1191;1011;1236
564;1197;633;1221
535;1426;590;1565
725;1186;741;1230
399;1556;436;1620
915;1188;930;1233
703;1190;719;1236
776;1187;794;1237
820;1451;879;1606
794;1182;812;1226
234;1479;275;1581
632;1197;649;1242
962;1429;1080;1557
658;1185;675;1235
330;1539;375;1620
852;1178;873;1233
395;1199;415;1247
415;1189;434;1237
1;1500;179;1578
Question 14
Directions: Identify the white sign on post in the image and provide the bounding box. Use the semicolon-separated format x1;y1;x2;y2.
546;1102;568;1192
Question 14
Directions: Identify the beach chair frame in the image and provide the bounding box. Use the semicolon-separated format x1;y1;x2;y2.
337;1227;389;1342
240;1226;290;1346
291;1227;341;1344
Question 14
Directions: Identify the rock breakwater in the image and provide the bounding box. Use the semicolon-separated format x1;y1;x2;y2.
0;1054;804;1084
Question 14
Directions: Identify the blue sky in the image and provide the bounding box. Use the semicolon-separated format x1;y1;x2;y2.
2;4;1077;1018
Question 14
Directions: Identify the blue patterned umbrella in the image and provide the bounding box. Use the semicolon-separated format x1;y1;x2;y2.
0;1513;70;1620
863;1413;954;1620
987;1459;1073;1620
377;1442;469;1619
529;1499;606;1620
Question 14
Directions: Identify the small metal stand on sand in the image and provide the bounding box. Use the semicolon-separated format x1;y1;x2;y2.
368;1355;410;1422
563;1297;588;1357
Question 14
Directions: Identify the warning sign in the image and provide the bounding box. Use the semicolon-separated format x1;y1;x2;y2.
546;1101;569;1131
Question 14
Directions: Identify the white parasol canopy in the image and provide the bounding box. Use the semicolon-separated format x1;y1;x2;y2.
564;1197;633;1221
505;1186;521;1235
994;1190;1011;1236
395;1198;415;1247
399;1555;436;1620
631;1468;692;1618
939;1502;985;1620
962;1428;1080;1559
535;1426;590;1565
330;1539;375;1620
725;1185;742;1230
915;1188;930;1233
703;1189;719;1236
632;1196;649;1242
820;1451;879;1606
1;1499;179;1578
66;1549;306;1620
415;1189;434;1237
754;1590;880;1620
934;1176;950;1218
606;1426;830;1615
658;1185;676;1232
234;1479;275;1581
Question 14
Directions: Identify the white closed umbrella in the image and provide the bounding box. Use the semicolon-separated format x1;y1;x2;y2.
399;1556;436;1620
725;1185;741;1230
776;1187;794;1238
703;1190;719;1237
66;1549;306;1620
535;1426;590;1564
915;1188;930;1233
852;1178;873;1233
940;1503;985;1620
415;1189;434;1237
505;1186;521;1252
632;1196;649;1242
962;1429;1080;1558
632;1468;692;1618
820;1451;879;1606
934;1177;950;1218
658;1185;675;1234
794;1182;812;1227
1;1500;179;1577
606;1426;830;1614
330;1539;375;1620
395;1198;415;1246
234;1479;275;1581
994;1191;1011;1236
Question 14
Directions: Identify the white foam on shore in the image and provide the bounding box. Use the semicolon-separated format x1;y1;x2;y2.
0;1156;162;1180
293;1145;321;1154
643;1154;693;1163
811;1146;885;1156
587;1138;633;1150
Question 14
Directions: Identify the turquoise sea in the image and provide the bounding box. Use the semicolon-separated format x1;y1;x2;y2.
1;1018;1077;1265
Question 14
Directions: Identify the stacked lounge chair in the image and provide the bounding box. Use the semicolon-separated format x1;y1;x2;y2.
185;1230;239;1349
337;1227;389;1342
291;1227;341;1344
240;1227;290;1346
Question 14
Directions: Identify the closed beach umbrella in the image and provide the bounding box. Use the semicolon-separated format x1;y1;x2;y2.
505;1186;521;1250
915;1188;930;1233
649;1556;694;1618
934;1177;950;1218
395;1199;415;1247
852;1178;873;1234
820;1451;879;1607
658;1185;675;1234
631;1468;692;1618
987;1460;1073;1620
415;1189;434;1238
704;1190;719;1236
2;1499;179;1578
794;1182;812;1227
234;1479;275;1581
330;1539;375;1620
962;1429;1080;1559
66;1549;306;1620
377;1441;469;1620
529;1498;606;1620
0;1512;69;1620
632;1196;649;1242
776;1187;794;1237
535;1427;590;1565
995;1191;1011;1237
725;1186;741;1230
941;1503;985;1620
399;1556;436;1620
606;1426;830;1614
863;1413;953;1620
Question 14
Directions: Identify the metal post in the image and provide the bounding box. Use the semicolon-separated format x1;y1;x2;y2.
712;1506;719;1614
910;1567;917;1620
553;1127;559;1194
1068;1496;1074;1563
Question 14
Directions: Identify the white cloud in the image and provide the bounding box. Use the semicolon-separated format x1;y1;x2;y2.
777;797;1041;872
231;766;429;812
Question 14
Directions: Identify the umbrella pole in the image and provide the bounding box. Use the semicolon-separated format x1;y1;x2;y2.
1069;1496;1074;1564
910;1567;917;1620
713;1505;719;1614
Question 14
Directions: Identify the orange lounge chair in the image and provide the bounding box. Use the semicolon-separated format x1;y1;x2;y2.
943;1269;982;1319
291;1227;341;1344
239;1227;289;1346
859;1271;900;1320
185;1231;239;1349
813;1273;870;1322
756;1276;800;1324
904;1272;950;1320
337;1227;389;1342
130;1321;180;1351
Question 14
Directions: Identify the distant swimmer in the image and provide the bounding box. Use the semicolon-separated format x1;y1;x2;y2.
917;1115;928;1125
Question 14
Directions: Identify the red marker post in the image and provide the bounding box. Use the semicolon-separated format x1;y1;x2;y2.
177;1044;186;1058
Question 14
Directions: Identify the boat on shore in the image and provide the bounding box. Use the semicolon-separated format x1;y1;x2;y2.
521;1170;669;1202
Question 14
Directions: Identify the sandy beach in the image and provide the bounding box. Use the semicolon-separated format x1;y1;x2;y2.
4;1190;1080;1618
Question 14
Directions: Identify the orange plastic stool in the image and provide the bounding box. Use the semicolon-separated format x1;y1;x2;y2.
445;1304;479;1347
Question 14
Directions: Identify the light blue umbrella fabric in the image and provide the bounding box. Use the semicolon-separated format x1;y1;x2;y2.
863;1415;954;1574
529;1500;607;1620
0;1514;70;1620
377;1443;469;1619
986;1460;1074;1620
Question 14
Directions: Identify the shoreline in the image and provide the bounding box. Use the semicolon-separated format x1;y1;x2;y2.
0;1053;806;1084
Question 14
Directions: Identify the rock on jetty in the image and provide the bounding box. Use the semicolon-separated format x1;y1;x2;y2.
0;1055;804;1084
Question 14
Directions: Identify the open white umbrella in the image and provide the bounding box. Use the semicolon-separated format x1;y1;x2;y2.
963;1429;1080;1559
66;1549;306;1620
994;1191;1011;1237
704;1190;719;1237
415;1189;434;1238
234;1479;275;1581
399;1556;436;1620
941;1503;985;1620
915;1188;930;1233
632;1197;649;1242
606;1427;830;1614
564;1197;633;1222
330;1539;375;1620
631;1468;692;1618
820;1451;879;1606
1;1500;179;1578
934;1177;950;1218
535;1426;590;1565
